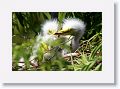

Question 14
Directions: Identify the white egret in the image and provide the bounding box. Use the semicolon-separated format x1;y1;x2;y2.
55;18;86;52
29;19;60;66
30;18;86;63
18;18;86;69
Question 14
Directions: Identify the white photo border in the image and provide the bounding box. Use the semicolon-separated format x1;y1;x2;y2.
0;0;114;83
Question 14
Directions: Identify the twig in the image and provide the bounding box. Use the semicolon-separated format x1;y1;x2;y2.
63;53;80;58
70;53;75;70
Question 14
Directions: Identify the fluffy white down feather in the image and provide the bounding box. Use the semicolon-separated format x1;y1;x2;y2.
29;19;60;64
62;18;86;52
42;19;59;36
63;18;86;33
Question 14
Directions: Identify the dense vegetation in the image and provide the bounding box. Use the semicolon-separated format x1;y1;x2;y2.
12;12;102;71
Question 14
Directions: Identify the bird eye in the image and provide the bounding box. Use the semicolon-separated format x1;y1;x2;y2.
48;29;55;34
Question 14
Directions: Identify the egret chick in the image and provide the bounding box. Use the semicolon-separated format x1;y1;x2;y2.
55;18;86;52
41;19;59;41
30;19;60;65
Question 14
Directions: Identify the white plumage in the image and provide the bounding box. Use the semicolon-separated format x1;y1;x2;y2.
42;19;59;39
30;19;60;63
20;18;86;69
62;18;86;33
57;18;86;52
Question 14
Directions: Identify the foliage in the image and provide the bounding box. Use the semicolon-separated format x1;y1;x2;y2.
12;12;102;71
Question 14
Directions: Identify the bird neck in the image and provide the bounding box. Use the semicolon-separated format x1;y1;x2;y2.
71;36;80;52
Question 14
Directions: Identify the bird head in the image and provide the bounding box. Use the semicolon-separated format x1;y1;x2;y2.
42;19;59;35
54;18;86;36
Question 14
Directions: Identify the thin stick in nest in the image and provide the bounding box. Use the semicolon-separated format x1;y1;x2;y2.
63;53;80;58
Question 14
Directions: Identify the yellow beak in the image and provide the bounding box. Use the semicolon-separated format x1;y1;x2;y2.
54;29;72;35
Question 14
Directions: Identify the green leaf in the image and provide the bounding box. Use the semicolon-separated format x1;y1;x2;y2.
89;42;102;60
81;53;89;65
94;63;102;71
58;12;66;23
87;60;97;71
43;12;51;20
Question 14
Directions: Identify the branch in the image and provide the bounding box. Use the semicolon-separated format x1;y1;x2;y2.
63;52;80;58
